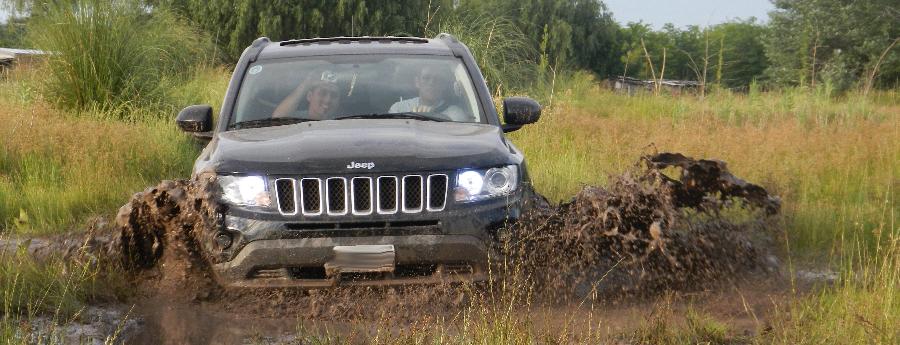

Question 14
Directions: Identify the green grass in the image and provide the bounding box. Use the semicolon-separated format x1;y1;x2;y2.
0;107;199;234
0;242;126;344
0;64;227;234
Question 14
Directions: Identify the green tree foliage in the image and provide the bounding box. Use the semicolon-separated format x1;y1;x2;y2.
707;20;769;88
0;17;27;48
616;19;768;89
766;0;900;90
155;0;436;61
457;0;622;77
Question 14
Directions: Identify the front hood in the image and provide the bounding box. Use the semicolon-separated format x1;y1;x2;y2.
208;119;517;175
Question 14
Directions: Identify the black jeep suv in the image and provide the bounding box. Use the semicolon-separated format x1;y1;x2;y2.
175;34;541;288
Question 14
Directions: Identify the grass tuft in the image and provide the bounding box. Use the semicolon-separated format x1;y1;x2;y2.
27;0;213;114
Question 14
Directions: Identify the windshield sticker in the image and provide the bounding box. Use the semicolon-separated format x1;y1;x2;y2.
248;65;263;75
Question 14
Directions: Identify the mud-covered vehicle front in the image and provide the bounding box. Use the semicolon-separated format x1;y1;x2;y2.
175;35;541;288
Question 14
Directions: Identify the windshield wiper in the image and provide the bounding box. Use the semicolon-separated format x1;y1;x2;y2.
229;117;316;130
332;112;449;122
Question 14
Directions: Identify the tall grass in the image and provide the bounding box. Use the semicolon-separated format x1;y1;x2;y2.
0;103;199;234
764;206;899;343
0;241;123;344
26;0;213;114
428;12;537;94
0;65;229;234
509;72;898;258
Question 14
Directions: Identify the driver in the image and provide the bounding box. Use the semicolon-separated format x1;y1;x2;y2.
273;71;341;120
389;65;468;121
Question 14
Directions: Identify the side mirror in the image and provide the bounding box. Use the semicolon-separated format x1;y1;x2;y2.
502;97;541;133
176;104;213;133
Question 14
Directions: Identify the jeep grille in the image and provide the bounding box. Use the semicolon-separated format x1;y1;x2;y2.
275;174;448;216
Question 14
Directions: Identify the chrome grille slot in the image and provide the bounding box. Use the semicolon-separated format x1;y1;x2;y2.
300;178;323;215
326;177;348;215
351;177;373;215
283;174;448;217
377;176;399;214
402;175;424;213
427;174;448;211
275;178;297;215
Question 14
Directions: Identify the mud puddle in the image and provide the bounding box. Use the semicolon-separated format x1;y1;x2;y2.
122;274;798;344
4;152;794;343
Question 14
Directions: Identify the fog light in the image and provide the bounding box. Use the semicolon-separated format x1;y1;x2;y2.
214;232;233;250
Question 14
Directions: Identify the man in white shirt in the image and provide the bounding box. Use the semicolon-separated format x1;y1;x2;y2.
389;65;470;122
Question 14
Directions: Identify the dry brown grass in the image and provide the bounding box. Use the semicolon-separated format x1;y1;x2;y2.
510;82;898;255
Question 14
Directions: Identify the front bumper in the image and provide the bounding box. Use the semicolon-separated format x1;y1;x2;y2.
209;194;522;288
213;235;488;288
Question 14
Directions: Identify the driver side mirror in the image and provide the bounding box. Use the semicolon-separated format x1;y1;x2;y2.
501;97;541;133
176;104;213;133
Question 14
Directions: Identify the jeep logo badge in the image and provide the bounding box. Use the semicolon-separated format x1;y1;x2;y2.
347;161;375;169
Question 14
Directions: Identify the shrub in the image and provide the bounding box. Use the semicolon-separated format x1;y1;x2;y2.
27;0;212;115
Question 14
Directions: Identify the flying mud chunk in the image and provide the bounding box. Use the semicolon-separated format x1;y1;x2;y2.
646;152;781;214
503;152;781;296
112;177;225;299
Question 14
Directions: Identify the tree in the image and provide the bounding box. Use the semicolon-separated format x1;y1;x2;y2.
707;19;769;88
765;0;900;90
457;0;622;76
0;17;27;48
155;0;437;61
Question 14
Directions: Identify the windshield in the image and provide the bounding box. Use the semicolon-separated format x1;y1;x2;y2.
230;55;484;128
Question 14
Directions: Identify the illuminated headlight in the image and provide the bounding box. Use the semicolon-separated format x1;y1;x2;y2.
218;175;271;207
454;165;519;202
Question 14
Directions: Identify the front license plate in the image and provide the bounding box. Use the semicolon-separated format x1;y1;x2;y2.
325;245;395;273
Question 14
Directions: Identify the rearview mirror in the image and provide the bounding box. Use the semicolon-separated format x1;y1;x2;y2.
176;105;213;133
502;97;541;133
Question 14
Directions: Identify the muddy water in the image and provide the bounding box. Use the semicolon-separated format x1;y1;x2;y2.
121;274;794;344
129;296;303;345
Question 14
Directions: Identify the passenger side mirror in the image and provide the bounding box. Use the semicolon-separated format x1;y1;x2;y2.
176;104;213;133
501;97;541;133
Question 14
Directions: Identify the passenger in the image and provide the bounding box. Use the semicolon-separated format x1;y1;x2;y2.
273;71;341;120
389;65;469;121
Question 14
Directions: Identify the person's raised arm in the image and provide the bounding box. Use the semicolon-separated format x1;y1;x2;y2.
272;79;311;118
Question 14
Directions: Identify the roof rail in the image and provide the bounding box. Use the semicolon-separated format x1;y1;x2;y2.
248;37;271;62
435;33;458;43
280;36;429;46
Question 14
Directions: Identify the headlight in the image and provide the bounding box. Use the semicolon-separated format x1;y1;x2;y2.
218;175;271;207
454;165;519;202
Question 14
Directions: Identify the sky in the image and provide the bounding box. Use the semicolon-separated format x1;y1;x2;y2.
604;0;775;29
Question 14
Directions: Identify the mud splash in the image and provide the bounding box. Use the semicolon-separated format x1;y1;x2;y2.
501;153;781;299
1;153;785;343
112;178;223;302
98;152;781;304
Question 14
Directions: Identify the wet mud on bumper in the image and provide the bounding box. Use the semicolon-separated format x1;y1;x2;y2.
212;234;488;288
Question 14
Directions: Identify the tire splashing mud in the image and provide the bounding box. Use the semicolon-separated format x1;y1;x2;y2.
112;177;223;301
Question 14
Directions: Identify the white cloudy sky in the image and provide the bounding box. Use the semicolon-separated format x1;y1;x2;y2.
604;0;774;28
